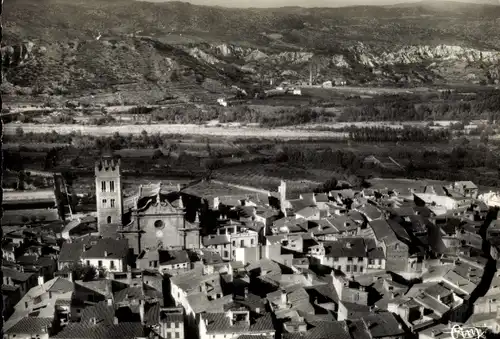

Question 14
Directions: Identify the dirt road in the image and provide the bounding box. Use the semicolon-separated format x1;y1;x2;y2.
4;123;348;140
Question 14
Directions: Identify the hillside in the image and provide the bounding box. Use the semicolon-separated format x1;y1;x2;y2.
2;0;500;101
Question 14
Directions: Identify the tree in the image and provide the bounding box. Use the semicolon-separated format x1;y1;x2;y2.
152;149;163;160
15;126;24;137
315;177;338;193
480;132;489;145
68;262;97;281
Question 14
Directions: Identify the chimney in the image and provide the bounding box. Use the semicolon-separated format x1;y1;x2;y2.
104;251;108;257
244;287;249;299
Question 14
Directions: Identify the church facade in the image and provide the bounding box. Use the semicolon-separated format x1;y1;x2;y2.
95;156;200;256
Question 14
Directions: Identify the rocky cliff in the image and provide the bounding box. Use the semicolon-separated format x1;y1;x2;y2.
3;0;500;97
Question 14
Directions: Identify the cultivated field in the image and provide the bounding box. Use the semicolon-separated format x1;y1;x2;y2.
213;164;342;192
4;123;348;140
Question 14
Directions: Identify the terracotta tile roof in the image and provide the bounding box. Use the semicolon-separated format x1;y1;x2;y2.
52;322;144;339
159;309;184;323
203;312;275;334
144;302;160;326
2;284;20;292
203;235;230;246
295;206;320;219
2;266;34;282
114;286;145;303
357;204;383;220
2;209;60;226
284;320;351;339
369;219;400;245
4;317;53;335
59;242;84;262
362;312;405;338
81;301;115;325
47;277;75;293
349;319;372;339
323;238;368;258
17;255;39;266
75;280;113;298
81;238;129;259
35;256;56;268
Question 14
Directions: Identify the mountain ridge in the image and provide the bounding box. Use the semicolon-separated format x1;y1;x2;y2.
2;0;500;99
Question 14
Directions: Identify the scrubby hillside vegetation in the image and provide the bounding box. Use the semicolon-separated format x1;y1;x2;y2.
2;0;500;100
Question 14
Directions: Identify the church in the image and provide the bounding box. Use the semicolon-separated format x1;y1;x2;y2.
94;156;201;256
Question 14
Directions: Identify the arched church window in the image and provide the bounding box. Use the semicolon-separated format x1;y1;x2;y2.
107;216;112;224
154;220;165;229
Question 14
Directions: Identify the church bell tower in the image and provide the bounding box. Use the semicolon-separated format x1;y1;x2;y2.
95;156;123;238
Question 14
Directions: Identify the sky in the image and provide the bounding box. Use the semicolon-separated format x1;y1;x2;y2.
139;0;500;8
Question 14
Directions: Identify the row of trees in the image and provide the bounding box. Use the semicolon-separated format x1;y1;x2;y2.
337;90;500;122
348;126;451;142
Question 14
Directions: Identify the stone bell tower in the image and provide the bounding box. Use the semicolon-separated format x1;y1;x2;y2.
95;155;123;238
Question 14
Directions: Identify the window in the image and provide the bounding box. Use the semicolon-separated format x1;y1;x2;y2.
358;257;363;262
154;220;165;229
232;241;236;246
176;323;180;328
110;181;115;192
333;257;339;262
347;257;353;262
101;181;106;192
369;259;375;265
98;260;103;267
353;265;358;273
110;199;115;208
232;250;235;257
175;333;180;338
154;261;158;268
86;260;90;266
346;265;350;272
102;199;107;207
360;267;364;273
251;239;254;245
107;216;112;224
240;240;244;247
110;261;115;270
167;333;172;339
224;251;229;258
